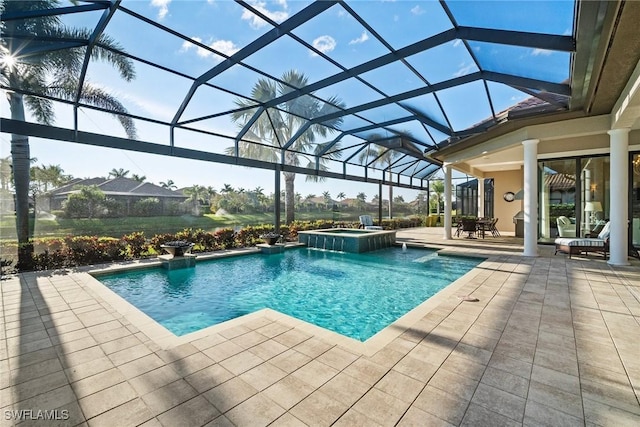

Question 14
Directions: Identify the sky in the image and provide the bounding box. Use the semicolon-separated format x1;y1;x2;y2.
0;0;575;202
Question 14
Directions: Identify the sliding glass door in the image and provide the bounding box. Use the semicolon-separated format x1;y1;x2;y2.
580;156;610;238
631;153;640;250
538;155;610;243
539;159;577;243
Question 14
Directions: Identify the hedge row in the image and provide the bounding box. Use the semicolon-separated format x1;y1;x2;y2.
2;216;429;272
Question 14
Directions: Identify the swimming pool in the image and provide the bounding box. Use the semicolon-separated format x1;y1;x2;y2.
96;247;482;341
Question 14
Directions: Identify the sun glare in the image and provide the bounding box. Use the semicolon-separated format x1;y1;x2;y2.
1;54;17;70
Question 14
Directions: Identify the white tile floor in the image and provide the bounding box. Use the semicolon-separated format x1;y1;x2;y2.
1;227;639;426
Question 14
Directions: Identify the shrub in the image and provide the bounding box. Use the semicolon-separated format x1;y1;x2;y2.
63;185;106;218
7;217;438;273
122;231;147;259
214;228;236;249
32;249;67;270
132;197;161;217
235;225;276;247
63;236;126;265
102;198;126;218
149;233;178;253
192;229;216;252
1;258;14;275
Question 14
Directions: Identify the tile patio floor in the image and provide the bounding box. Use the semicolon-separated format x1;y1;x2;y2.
1;227;639;426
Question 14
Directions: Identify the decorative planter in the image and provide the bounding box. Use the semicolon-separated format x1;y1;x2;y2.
260;233;281;246
160;240;194;257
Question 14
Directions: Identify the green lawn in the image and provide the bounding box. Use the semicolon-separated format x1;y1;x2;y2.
0;211;366;239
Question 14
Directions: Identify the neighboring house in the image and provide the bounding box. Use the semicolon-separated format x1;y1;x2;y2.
45;177;188;215
339;198;360;209
305;196;338;209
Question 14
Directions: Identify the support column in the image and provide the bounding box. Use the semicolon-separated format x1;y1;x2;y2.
523;139;539;257
444;164;452;240
477;178;485;218
378;181;383;226
274;166;281;233
608;128;630;265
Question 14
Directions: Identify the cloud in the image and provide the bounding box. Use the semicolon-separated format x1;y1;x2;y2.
311;35;336;56
411;5;425;15
349;31;369;45
532;48;552;56
241;0;289;29
99;84;175;121
453;62;476;77
151;0;171;20
181;37;239;61
453;39;463;48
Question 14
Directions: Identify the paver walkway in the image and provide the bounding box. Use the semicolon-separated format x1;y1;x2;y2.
1;228;639;426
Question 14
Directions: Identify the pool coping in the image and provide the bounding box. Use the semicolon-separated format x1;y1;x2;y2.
81;244;488;357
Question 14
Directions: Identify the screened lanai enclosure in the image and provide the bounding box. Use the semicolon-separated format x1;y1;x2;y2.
3;0;617;248
1;1;581;179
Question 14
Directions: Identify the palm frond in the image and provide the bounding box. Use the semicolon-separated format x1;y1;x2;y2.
74;83;137;139
24;95;54;124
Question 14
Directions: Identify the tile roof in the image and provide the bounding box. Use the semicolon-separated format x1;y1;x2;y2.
48;177;187;198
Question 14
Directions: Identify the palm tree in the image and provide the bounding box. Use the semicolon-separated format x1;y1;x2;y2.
131;174;146;182
414;190;428;214
356;192;367;211
2;0;136;265
226;70;345;224
108;168;130;179
294;192;303;211
221;183;234;194
430;179;445;215
32;164;68;192
359;132;410;219
183;185;207;215
206;186;217;205
336;192;346;201
322;191;332;210
160;179;177;190
252;186;268;212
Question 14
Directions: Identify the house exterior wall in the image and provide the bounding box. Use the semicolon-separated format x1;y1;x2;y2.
489;169;523;233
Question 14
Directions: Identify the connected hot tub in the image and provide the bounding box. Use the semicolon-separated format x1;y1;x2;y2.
298;228;396;253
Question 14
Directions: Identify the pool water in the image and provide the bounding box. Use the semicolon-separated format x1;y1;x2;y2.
97;247;481;341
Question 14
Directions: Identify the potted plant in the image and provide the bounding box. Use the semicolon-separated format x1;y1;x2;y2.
260;232;281;246
160;240;194;257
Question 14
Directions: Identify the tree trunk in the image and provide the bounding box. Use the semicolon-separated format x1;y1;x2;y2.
284;172;295;224
9;93;32;260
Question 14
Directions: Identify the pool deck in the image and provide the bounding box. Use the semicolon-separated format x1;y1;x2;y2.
1;227;639;426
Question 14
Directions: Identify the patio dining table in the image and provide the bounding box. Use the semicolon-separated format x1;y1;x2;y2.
475;219;494;239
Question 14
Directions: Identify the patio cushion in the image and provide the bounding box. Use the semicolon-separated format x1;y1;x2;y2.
554;238;606;247
359;215;383;230
597;221;611;240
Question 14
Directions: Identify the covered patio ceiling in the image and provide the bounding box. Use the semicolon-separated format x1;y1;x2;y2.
1;0;627;190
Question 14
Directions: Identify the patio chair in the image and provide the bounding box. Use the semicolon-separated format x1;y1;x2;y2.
359;215;383;230
460;218;478;239
556;216;576;237
454;217;463;237
555;221;610;259
489;218;500;237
